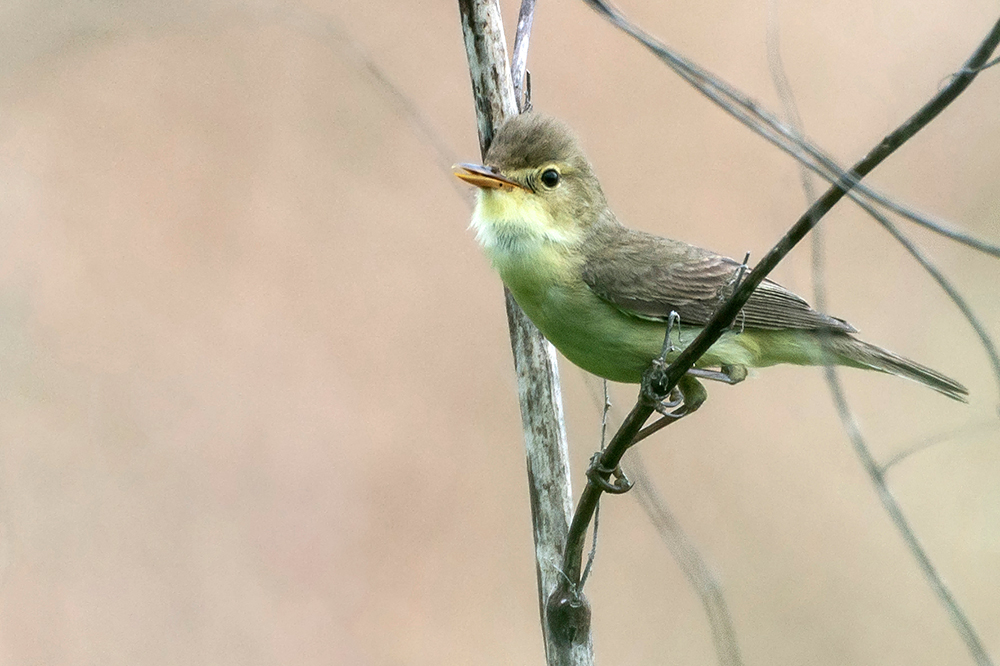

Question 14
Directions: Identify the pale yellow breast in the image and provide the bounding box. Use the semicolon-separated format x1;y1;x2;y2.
470;189;761;382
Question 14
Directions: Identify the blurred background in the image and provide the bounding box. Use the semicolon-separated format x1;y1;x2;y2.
0;0;997;664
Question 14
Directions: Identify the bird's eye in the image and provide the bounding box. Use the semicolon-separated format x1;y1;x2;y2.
540;168;560;188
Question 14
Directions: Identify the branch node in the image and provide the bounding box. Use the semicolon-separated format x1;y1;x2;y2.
546;584;593;647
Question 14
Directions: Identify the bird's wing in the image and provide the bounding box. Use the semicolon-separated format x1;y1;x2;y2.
581;227;856;332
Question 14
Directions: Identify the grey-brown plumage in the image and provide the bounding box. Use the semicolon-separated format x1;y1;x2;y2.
579;224;967;402
462;113;969;403
582;225;855;332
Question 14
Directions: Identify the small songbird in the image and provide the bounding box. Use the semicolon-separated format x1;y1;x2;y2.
455;113;968;407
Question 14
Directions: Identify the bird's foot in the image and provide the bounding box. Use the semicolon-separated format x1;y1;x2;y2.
635;313;711;443
647;374;706;419
643;310;682;400
687;364;748;385
643;311;708;413
586;453;633;494
631;375;706;444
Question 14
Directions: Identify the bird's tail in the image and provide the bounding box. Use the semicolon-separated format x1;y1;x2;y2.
829;336;968;403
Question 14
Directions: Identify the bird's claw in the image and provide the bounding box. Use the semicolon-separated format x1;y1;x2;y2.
654;398;690;419
586;453;633;494
659;386;683;410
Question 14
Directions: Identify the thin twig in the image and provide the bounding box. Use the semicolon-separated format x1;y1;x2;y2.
767;8;996;664
579;382;612;590
562;399;659;584
659;13;1000;414
581;377;745;666
630;455;745;666
881;419;999;472
580;0;1000;258
765;8;1000;402
632;412;681;445
824;368;995;666
970;54;1000;71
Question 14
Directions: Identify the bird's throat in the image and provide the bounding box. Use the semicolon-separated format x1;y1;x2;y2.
470;189;576;258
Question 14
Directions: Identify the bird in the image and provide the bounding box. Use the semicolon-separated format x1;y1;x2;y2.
454;112;968;409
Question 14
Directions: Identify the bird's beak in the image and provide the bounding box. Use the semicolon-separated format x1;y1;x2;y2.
453;163;526;190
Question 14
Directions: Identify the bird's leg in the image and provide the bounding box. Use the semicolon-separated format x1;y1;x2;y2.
687;363;748;385
660;311;681;358
643;311;684;409
630;313;715;447
588;314;688;495
634;312;704;436
730;251;751;292
648;311;709;414
726;251;751;333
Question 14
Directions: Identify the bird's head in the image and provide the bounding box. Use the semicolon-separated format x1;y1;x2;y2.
455;113;610;253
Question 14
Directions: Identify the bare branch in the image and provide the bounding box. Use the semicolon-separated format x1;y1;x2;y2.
458;0;519;151
630;454;744;666
458;1;591;663
580;0;1000;258
511;0;537;111
881;419;999;472
577;381;611;591
823;368;995;666
767;9;997;664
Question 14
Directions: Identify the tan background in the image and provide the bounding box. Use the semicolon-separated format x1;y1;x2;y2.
0;1;998;664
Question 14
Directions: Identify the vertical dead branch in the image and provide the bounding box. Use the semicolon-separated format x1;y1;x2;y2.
457;2;592;664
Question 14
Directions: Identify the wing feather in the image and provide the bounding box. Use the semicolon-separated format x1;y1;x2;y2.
581;226;856;333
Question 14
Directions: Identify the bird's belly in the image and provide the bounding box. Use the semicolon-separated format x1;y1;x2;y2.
506;279;757;383
526;286;662;382
489;242;761;383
